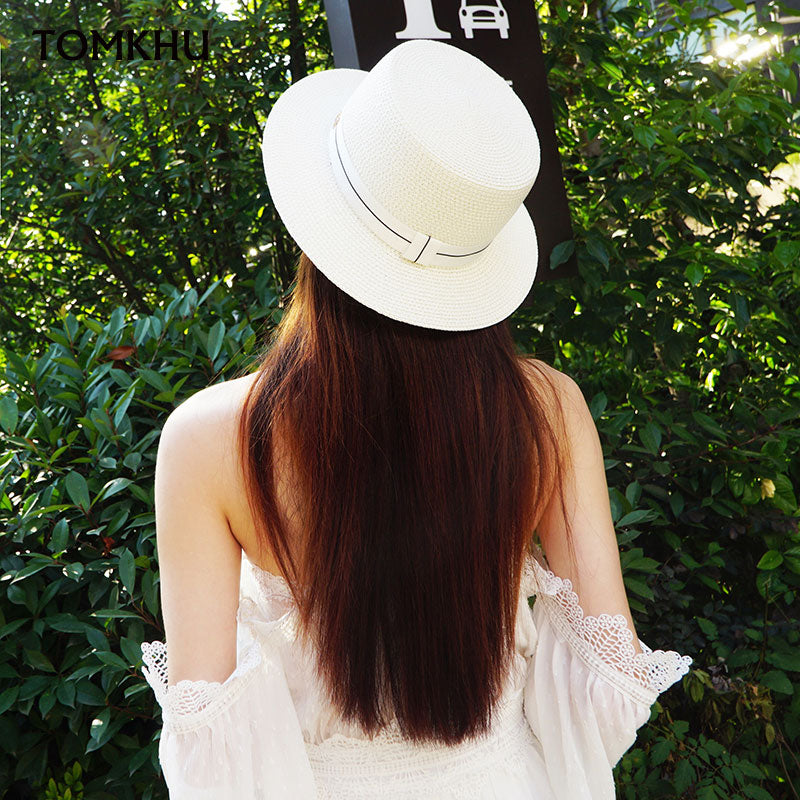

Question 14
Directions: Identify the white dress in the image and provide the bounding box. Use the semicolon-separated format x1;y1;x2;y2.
140;546;692;799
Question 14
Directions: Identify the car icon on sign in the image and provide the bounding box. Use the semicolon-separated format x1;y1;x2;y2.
459;0;510;39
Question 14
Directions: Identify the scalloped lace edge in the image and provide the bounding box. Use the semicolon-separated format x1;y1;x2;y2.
140;636;264;734
521;550;693;706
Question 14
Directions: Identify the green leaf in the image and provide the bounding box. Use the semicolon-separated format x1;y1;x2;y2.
123;452;142;471
550;240;575;270
757;550;783;570
765;650;800;672
589;392;608;420
697;617;718;638
119;549;136;596
772;242;800;274
138;367;172;395
639;421;662;455
684;263;704;286
9;560;55;584
623;575;654;600
672;720;689;739
19;675;52;701
0;686;20;715
626;556;660;571
743;786;775;800
120;636;144;666
45;613;93;634
206;319;226;360
63;562;85;582
93;477;132;505
585;238;609;267
112;384;137;428
649;738;674;766
737;760;763;780
600;61;624;82
771;473;796;511
56;681;76;708
673;758;696;794
733;295;750;331
617;509;655;526
95;650;130;670
691;411;727;442
89;707;112;744
91;609;141;619
633;125;659;149
76;679;106;706
24;649;56;672
64;471;91;511
625;482;641;507
0;618;26;641
49;518;70;553
760;670;794;694
0;394;19;434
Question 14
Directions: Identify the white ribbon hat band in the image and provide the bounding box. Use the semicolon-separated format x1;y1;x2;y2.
328;116;492;269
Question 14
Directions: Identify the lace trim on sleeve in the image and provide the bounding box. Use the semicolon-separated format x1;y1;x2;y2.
521;551;692;707
140;635;264;734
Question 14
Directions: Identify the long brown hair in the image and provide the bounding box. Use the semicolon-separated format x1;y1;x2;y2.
236;252;574;746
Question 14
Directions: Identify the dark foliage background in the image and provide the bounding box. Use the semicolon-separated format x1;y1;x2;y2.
1;0;799;797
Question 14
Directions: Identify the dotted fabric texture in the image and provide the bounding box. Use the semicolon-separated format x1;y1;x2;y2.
260;39;541;332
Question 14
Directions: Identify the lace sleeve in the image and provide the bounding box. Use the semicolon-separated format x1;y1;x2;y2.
139;602;317;798
522;552;692;707
519;549;692;799
140;635;263;734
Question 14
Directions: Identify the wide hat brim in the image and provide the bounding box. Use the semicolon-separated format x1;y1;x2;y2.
261;68;538;332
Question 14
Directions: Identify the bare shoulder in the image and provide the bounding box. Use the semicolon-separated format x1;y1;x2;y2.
158;372;260;501
518;357;584;412
162;372;258;438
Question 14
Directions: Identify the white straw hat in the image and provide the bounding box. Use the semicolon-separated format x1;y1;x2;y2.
260;39;541;331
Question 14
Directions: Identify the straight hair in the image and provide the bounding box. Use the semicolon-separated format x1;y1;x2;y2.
236;252;575;745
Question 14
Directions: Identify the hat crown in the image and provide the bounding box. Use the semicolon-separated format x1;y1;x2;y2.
338;40;540;251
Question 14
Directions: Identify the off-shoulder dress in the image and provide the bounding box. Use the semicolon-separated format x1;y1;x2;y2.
140;545;692;799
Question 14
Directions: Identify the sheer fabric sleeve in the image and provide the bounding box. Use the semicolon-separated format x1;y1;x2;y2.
519;549;692;800
140;599;317;799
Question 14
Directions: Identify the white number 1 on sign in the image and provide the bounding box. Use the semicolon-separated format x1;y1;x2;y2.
395;0;451;39
395;0;511;41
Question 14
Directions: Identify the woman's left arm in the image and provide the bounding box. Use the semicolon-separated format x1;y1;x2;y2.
153;390;242;690
140;390;316;798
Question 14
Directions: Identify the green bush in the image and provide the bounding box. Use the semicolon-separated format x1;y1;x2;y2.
515;0;800;796
39;762;85;800
0;279;279;797
1;0;799;797
0;0;330;355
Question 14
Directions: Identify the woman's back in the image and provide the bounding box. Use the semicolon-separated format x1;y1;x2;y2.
202;357;559;583
140;353;692;797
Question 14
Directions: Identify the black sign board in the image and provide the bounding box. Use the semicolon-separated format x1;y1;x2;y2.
322;0;577;294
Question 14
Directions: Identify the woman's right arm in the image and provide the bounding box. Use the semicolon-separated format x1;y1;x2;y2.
519;364;692;799
533;368;643;649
